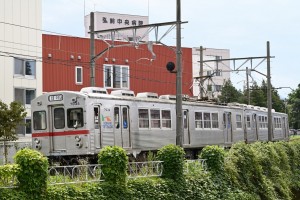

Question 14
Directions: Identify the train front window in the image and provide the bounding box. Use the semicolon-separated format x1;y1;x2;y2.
67;108;84;128
54;108;65;129
33;111;47;130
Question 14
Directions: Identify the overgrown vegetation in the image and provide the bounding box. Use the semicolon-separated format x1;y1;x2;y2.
0;100;27;163
1;141;300;200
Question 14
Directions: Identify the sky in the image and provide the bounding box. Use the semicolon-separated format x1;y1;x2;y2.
42;0;300;99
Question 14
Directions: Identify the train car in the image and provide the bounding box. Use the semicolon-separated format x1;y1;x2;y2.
31;87;289;163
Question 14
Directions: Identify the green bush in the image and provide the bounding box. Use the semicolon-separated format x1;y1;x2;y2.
199;145;225;174
0;164;19;187
98;146;128;185
157;144;185;180
14;148;48;198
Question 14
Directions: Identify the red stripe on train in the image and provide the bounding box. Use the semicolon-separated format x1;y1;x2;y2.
32;130;89;137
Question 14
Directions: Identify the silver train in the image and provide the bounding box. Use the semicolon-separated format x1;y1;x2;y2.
31;87;289;163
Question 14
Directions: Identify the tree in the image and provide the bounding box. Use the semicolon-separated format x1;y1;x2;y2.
287;84;300;129
0;100;27;163
218;80;244;103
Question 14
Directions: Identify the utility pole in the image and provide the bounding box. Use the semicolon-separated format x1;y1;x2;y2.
176;0;183;147
246;67;250;105
199;46;204;99
90;12;95;86
267;41;272;141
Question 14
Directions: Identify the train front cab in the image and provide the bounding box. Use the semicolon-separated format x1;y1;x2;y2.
32;92;89;158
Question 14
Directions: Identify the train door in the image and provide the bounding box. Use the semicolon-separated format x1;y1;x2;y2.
282;117;287;139
223;112;232;144
94;105;101;148
50;106;66;152
183;110;190;145
114;105;131;148
252;114;259;140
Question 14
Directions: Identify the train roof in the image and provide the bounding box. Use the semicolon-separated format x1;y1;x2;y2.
33;89;284;114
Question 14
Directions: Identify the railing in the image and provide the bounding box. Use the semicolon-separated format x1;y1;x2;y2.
0;159;207;187
48;164;104;185
128;161;163;178
184;159;207;174
0;174;18;189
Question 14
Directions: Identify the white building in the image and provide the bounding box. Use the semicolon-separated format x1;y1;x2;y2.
192;47;231;99
84;12;149;41
0;0;42;163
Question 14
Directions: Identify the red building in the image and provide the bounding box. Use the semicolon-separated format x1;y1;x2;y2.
42;34;193;96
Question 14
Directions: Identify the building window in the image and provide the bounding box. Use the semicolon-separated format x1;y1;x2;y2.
104;65;129;89
14;58;36;78
215;69;222;76
236;114;242;129
75;66;83;84
213;85;222;92
15;88;36;106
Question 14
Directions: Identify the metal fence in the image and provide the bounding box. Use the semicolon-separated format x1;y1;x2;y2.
184;159;207;174
0;159;207;187
128;161;163;178
48;164;104;185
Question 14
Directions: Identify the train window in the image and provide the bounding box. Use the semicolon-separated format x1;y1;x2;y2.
114;107;120;129
162;110;171;128
211;113;219;128
94;107;99;129
274;117;282;128
195;112;203;128
33;111;47;130
150;109;161;128
54;108;65;129
123;107;128;129
259;115;268;129
183;111;188;129
203;112;211;128
236;114;242;128
138;109;149;128
246;115;251;129
67;108;83;128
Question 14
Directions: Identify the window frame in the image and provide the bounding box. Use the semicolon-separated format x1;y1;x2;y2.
75;66;83;85
195;111;219;130
103;64;130;89
236;114;242;129
67;108;84;129
33;110;47;131
14;88;36;107
14;58;36;78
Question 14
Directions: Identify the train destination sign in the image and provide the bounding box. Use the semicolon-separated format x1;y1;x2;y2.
48;94;63;102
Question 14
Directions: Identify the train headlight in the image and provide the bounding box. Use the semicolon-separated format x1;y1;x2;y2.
75;135;81;142
34;138;41;144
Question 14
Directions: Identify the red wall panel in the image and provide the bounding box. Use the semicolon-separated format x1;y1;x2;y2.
42;34;192;96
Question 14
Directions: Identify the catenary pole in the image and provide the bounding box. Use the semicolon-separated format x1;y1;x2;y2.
90;12;95;86
176;0;183;146
267;41;272;141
